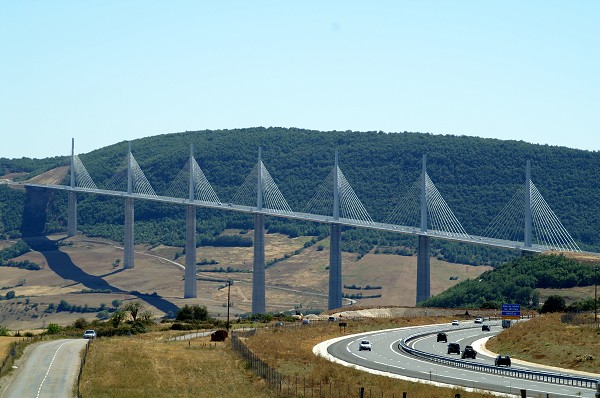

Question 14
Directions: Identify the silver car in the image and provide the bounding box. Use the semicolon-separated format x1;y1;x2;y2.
359;340;372;351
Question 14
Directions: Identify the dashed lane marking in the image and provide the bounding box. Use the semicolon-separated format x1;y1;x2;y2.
36;341;68;398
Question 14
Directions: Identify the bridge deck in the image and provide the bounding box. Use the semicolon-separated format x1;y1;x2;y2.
9;181;553;253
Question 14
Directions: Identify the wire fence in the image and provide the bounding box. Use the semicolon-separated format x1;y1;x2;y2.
0;336;40;377
77;339;92;398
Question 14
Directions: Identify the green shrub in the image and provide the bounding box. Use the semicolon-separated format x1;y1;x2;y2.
176;304;209;322
46;323;62;334
97;310;110;320
541;295;566;313
73;317;88;329
170;322;195;331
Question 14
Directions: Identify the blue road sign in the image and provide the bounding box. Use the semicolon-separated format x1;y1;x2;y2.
501;304;521;317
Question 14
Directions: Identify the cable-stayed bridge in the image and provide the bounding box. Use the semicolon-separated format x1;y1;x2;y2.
5;139;584;312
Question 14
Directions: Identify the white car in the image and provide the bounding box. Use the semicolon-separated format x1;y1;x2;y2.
83;329;97;339
359;340;372;351
451;320;460;326
474;317;484;324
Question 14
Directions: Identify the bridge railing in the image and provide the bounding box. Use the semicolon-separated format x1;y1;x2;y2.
398;328;597;389
9;181;553;253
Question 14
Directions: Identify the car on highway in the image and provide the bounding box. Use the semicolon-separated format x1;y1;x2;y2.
451;320;460;326
436;332;447;342
301;319;311;325
274;321;284;327
83;329;96;339
495;354;511;367
461;345;477;359
447;342;460;354
482;324;490;331
474;317;484;324
359;340;372;351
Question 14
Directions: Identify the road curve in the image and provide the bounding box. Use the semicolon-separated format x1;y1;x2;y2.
1;338;88;398
314;321;598;398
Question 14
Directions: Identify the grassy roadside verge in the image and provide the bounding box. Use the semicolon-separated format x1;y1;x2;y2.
0;335;42;378
79;332;273;398
486;312;600;374
0;337;22;360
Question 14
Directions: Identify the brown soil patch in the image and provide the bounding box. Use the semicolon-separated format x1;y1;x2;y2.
0;172;28;180
26;166;68;185
552;251;600;265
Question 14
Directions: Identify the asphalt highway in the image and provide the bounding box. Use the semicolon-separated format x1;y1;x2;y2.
319;320;598;397
1;338;88;398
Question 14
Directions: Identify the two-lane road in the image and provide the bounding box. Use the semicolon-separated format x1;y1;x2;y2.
1;339;88;398
317;321;597;397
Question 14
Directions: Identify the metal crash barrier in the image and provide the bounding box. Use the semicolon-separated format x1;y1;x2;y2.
398;328;597;390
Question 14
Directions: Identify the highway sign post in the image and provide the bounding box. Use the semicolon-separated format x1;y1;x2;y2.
501;303;521;320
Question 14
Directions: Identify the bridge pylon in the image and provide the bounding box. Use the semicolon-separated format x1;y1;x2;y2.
328;151;343;310
524;160;533;250
252;147;266;314
67;138;78;237
184;144;198;298
482;160;580;253
416;155;431;303
124;143;135;269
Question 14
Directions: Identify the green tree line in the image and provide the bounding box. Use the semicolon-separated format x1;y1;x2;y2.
2;128;600;264
419;254;598;308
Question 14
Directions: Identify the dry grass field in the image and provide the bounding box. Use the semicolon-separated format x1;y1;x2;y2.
486;312;600;374
79;332;274;398
0;233;491;331
0;337;21;359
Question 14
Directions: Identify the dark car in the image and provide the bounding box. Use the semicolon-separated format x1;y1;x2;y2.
482;324;490;332
436;332;447;342
495;354;511;367
447;342;460;355
461;345;477;359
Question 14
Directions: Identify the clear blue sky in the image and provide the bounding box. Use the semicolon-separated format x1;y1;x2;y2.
1;1;598;159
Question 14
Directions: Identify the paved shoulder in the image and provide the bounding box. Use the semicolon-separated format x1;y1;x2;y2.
1;338;89;398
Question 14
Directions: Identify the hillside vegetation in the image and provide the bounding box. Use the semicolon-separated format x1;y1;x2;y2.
420;253;599;308
2;127;600;265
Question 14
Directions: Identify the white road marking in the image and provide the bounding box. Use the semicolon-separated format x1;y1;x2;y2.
36;341;68;398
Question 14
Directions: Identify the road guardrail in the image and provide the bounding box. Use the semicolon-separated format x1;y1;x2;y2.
399;328;597;390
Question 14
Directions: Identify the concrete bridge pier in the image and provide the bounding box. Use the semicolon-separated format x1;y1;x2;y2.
252;213;266;314
67;191;77;237
328;223;342;310
184;205;197;298
416;235;431;303
124;197;134;269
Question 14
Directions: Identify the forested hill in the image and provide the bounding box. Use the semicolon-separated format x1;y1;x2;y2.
2;127;600;260
418;253;597;309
